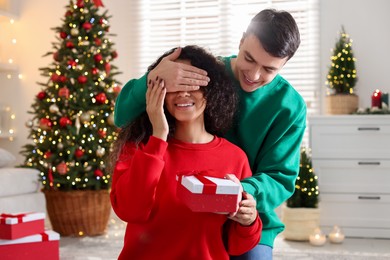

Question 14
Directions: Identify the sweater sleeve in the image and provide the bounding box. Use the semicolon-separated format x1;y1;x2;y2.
110;136;168;222
114;73;148;127
241;104;307;213
224;213;262;255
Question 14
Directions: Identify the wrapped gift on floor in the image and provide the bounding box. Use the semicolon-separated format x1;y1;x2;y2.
177;173;241;213
0;212;45;240
0;230;59;260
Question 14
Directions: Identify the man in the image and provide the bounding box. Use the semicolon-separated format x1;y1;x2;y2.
114;9;306;260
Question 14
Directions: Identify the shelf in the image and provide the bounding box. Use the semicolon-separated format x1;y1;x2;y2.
0;62;18;72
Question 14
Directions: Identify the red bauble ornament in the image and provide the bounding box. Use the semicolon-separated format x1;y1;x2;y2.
59;75;67;83
57;162;68;175
53;51;60;61
59;117;72;127
58;87;70;98
67;59;77;67
82;22;92;31
51;74;60;82
94;38;102;46
97;129;106;138
95;93;107;104
94;53;103;63
75;148;84;158
37;91;46;100
66;41;74;48
94;169;103;177
99;18;106;25
91;67;99;75
44;151;52;159
93;0;104;7
39;118;52;130
111;51;118;59
65;10;72;17
78;75;88;84
60;31;67;39
104;62;111;75
113;86;121;96
77;0;84;8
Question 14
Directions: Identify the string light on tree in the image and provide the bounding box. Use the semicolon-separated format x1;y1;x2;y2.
287;147;319;208
325;26;358;95
21;0;121;191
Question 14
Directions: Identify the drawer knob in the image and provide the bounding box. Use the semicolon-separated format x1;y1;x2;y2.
357;127;380;131
358;196;381;200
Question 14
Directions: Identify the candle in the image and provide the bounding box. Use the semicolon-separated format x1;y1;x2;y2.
329;225;345;244
371;89;382;108
309;228;326;246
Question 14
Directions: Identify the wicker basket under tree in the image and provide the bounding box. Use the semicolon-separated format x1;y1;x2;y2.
20;1;121;236
281;147;320;241
325;26;358;114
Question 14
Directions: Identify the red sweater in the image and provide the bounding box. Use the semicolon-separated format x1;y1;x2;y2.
110;136;261;260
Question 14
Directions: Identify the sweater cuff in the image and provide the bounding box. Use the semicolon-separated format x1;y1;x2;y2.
234;214;261;237
143;136;168;157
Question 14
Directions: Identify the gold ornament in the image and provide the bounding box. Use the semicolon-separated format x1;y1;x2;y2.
80;111;91;123
49;104;60;114
25;120;33;128
70;28;79;36
96;147;105;157
107;113;114;125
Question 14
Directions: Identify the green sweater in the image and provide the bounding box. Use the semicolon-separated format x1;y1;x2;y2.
114;55;307;248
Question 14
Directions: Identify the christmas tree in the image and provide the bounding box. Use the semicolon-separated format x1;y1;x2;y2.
286;147;319;208
20;0;120;191
325;26;358;94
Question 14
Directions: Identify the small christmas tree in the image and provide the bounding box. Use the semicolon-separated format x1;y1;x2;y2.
20;0;121;191
286;147;319;208
325;26;358;94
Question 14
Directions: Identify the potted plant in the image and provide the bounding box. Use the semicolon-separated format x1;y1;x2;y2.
20;0;120;236
281;147;320;241
325;26;359;114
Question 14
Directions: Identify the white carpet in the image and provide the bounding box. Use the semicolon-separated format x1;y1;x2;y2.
59;216;390;260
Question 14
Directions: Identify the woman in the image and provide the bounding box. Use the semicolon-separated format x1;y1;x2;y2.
110;46;261;260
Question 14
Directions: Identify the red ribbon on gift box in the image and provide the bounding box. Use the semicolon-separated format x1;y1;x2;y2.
40;232;49;241
0;213;26;224
177;170;219;194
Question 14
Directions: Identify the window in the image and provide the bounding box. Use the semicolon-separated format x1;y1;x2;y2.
129;0;320;146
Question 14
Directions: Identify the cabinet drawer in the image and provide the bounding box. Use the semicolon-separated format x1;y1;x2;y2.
310;125;390;159
313;159;390;194
319;193;390;229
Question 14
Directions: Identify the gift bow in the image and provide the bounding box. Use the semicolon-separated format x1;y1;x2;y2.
177;170;220;194
0;213;26;224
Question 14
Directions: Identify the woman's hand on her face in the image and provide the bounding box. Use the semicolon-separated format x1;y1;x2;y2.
146;79;169;141
147;47;210;93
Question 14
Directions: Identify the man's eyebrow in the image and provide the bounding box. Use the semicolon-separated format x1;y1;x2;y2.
244;51;278;71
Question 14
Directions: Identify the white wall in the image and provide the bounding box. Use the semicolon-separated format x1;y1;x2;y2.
320;0;390;112
1;0;390;164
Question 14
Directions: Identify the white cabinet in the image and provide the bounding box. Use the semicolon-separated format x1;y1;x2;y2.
309;115;390;238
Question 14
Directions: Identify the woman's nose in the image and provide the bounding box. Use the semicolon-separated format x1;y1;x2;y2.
177;91;191;97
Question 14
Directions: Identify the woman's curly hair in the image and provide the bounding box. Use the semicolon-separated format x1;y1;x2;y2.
110;45;238;165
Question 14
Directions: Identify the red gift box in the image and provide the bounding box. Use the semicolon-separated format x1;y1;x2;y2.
0;212;45;240
0;230;59;260
177;173;241;213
